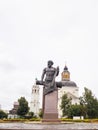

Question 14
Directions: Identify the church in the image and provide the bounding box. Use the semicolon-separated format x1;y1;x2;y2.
30;64;79;117
58;65;79;117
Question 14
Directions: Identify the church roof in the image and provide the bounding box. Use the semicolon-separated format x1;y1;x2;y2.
61;80;77;87
64;65;68;71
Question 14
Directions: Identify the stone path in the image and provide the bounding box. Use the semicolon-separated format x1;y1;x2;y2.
0;122;98;129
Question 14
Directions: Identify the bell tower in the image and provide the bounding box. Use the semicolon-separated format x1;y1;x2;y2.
30;82;40;117
61;65;70;81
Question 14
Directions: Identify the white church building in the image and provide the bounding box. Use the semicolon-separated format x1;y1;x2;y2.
58;65;79;117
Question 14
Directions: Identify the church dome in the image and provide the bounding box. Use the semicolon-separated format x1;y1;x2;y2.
64;65;68;71
61;80;77;87
61;65;70;81
61;64;77;87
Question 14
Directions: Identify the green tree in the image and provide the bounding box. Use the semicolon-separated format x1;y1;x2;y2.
80;87;98;118
39;109;43;118
24;112;34;119
0;110;7;119
67;104;83;118
28;112;34;118
17;97;29;117
60;93;72;117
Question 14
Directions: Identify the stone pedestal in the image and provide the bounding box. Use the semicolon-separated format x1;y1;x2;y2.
42;90;60;122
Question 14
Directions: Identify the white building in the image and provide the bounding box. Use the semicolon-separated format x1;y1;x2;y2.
30;83;40;117
58;65;79;117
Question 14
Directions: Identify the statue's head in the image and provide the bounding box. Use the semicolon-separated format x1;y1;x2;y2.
47;60;54;68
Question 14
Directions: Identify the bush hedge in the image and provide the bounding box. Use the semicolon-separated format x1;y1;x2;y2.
1;118;98;123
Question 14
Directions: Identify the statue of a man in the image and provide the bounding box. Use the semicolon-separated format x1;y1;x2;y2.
41;60;59;95
36;60;62;122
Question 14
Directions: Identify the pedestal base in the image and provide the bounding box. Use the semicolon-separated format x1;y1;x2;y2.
42;90;60;122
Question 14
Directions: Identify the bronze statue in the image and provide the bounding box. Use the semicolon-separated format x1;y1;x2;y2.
36;60;63;122
36;60;61;95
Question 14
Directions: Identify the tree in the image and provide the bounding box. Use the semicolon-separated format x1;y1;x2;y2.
39;109;43;118
67;104;83;118
0;110;7;119
28;112;34;118
60;93;72;117
80;87;98;118
24;112;34;119
17;97;29;117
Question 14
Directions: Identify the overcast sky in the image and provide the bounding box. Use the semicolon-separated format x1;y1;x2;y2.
0;0;98;110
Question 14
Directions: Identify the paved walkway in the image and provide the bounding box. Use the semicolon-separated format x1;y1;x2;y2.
0;122;98;129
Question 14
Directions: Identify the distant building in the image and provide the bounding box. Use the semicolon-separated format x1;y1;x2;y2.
8;102;19;119
30;83;40;117
58;65;79;117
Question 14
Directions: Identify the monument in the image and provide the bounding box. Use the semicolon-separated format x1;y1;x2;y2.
36;60;62;122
